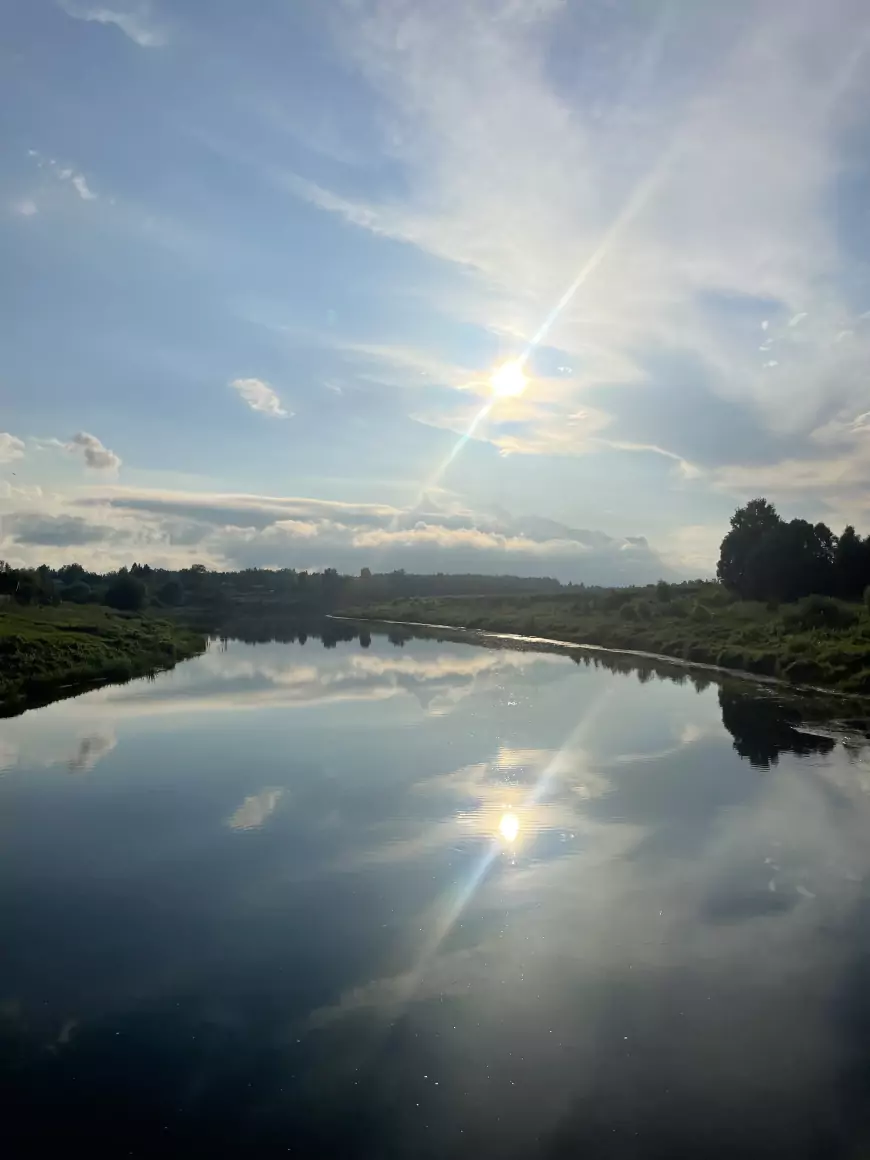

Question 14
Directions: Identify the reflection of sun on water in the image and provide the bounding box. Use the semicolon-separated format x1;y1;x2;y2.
498;811;520;843
490;360;527;398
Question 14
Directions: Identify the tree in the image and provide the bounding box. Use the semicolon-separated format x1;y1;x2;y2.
717;498;782;597
716;499;839;603
13;574;37;605
105;573;147;612
834;525;870;600
743;518;834;603
157;579;184;607
58;563;86;585
61;581;92;604
322;568;342;598
0;562;21;597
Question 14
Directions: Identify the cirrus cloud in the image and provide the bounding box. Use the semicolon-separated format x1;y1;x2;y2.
56;1;166;48
281;0;870;507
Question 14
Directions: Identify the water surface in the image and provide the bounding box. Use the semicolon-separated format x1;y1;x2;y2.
3;628;870;1156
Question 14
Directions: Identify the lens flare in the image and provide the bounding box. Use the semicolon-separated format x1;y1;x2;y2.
498;811;520;843
490;360;527;398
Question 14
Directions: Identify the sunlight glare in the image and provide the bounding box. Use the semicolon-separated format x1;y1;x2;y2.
490;360;527;399
498;811;520;843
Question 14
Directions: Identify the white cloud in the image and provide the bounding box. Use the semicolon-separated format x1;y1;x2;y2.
230;377;290;418
66;432;122;471
0;434;25;464
27;148;98;202
70;174;97;201
12;200;37;217
57;1;165;48
662;524;722;577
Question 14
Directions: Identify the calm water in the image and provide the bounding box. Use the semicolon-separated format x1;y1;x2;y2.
3;627;870;1157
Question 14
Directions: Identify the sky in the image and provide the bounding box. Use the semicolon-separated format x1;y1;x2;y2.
2;0;870;583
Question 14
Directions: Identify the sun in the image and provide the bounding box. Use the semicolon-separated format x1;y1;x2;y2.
498;811;520;843
490;360;527;399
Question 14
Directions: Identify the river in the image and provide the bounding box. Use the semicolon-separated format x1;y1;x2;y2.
3;625;870;1156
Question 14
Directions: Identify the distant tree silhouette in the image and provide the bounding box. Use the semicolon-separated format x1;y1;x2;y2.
157;579;184;607
61;581;91;604
834;525;870;600
105;573;147;612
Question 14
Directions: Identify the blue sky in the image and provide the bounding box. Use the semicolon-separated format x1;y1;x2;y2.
2;0;870;582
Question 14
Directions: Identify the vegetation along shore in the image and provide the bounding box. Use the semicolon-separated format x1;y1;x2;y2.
346;499;870;696
0;604;205;714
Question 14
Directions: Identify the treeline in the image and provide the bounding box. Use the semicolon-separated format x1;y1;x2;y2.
717;498;870;604
0;560;566;615
6;496;866;618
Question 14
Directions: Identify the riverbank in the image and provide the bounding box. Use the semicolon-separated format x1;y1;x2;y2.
343;590;870;695
0;605;206;713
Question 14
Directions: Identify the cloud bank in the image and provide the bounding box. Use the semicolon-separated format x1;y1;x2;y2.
0;486;679;582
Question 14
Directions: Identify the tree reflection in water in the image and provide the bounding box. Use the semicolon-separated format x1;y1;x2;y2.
210;615;868;770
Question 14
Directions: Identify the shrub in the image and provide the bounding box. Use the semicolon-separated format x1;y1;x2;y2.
61;581;91;604
783;595;859;631
656;580;671;603
604;589;632;611
699;585;731;607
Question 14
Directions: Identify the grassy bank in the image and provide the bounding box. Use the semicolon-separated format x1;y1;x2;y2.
344;586;870;694
0;604;206;712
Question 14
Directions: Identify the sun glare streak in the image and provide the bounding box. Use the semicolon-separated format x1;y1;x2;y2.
378;144;680;576
330;687;613;1074
408;399;493;506
525;146;676;354
403;687;612;984
406;144;678;504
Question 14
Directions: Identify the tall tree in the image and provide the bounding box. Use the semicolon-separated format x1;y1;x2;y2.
833;525;870;600
717;498;782;597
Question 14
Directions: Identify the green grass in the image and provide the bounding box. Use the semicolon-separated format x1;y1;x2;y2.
0;603;206;712
341;588;870;695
